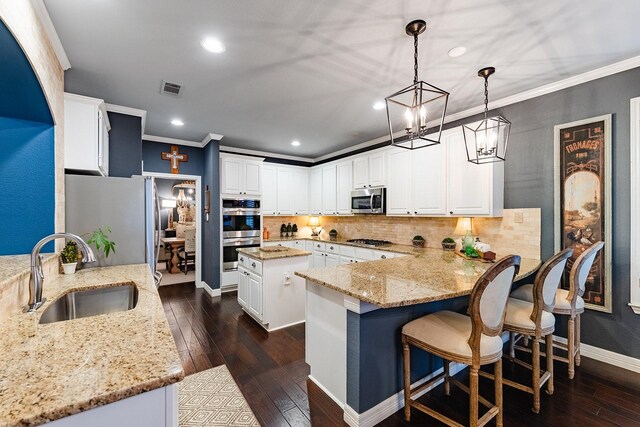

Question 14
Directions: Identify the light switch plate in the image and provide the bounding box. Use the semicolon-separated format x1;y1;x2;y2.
514;212;524;223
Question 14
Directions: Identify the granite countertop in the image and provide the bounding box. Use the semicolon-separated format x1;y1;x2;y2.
295;248;541;308
265;236;429;256
237;247;311;261
0;254;58;291
0;264;184;427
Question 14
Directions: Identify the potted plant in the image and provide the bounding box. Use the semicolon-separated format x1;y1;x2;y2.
286;223;293;237
441;237;456;251
292;224;298;237
60;241;79;274
280;224;287;237
329;229;338;241
85;227;116;258
412;235;426;247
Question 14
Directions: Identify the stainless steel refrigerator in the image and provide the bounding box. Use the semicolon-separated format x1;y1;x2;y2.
65;175;162;286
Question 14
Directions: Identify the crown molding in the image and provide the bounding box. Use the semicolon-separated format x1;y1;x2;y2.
105;103;147;135
143;134;205;148
202;133;224;147
219;145;314;163
31;0;71;70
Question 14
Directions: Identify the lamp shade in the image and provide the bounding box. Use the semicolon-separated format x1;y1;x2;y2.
453;217;477;235
161;198;176;208
308;216;319;227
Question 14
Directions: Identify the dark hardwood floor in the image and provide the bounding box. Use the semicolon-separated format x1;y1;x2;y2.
158;283;640;426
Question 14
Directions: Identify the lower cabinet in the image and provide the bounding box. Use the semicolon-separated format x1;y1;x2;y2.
248;272;263;319
238;268;249;308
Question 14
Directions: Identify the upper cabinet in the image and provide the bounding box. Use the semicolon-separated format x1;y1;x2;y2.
261;164;309;216
221;154;263;196
261;164;277;215
309;167;323;215
322;164;337;215
292;168;309;215
352;152;386;189
336;161;353;215
64;93;111;176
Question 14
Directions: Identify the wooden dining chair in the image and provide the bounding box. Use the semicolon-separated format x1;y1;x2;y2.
401;255;521;427
511;242;604;379
481;248;572;413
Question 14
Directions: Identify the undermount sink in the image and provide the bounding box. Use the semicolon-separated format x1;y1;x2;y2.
39;283;139;324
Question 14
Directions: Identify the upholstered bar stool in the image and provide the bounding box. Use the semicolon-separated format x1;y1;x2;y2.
511;242;604;379
401;255;521;427
481;248;572;413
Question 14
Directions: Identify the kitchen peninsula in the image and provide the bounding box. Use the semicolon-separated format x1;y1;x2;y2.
295;248;540;426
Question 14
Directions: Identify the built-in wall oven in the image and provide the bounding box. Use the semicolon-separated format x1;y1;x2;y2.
222;199;261;272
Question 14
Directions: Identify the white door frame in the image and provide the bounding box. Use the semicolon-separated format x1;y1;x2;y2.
630;97;640;314
142;171;203;290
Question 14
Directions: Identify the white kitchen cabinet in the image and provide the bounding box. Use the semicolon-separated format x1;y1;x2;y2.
64;93;110;176
325;253;339;267
446;129;503;216
352;152;386;189
221;154;263;196
309;167;323;215
248;272;263;320
387;148;413;216
312;252;325;268
322;164;337;215
413;143;447;215
276;167;293;215
261;164;277;215
336;161;353;215
238;268;249;307
292;168;309;215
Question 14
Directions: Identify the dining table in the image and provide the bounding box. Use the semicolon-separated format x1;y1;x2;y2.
161;237;185;274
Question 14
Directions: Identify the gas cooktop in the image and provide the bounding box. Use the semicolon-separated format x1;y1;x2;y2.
346;239;393;247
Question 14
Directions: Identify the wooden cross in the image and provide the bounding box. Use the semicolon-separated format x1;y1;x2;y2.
161;145;188;174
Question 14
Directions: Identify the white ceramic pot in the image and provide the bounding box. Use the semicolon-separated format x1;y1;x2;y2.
62;262;77;275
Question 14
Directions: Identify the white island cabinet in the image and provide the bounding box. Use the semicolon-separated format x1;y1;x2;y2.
237;247;310;331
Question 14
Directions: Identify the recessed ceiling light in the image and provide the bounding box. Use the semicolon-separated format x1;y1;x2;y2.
291;140;301;147
448;46;467;58
171;119;184;126
201;37;226;53
373;101;386;110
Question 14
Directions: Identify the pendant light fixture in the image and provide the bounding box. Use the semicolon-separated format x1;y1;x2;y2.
462;67;511;164
385;19;449;150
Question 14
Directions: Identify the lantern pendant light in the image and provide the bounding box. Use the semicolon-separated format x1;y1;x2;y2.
385;20;450;150
462;67;511;164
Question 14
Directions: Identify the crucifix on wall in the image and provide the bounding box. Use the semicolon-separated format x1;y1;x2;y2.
161;145;188;174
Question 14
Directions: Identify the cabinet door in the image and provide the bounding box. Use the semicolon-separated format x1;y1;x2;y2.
325;253;339;267
312;252;325;268
248;273;263;320
322;165;337;215
413;143;447;215
309;167;323;215
243;160;262;195
237;269;249;308
276;167;293;215
292;168;309;215
352;156;369;189
221;157;243;195
387;148;413;216
447;130;491;215
336;161;353;215
368;152;386;187
261;165;277;215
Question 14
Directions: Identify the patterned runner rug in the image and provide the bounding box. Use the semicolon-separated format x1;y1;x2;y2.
178;365;260;426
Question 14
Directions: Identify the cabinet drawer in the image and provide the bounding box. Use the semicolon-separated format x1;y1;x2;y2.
355;248;374;260
372;250;395;260
339;245;356;257
304;241;314;251
291;240;305;249
312;242;326;252
326;243;340;254
243;257;263;275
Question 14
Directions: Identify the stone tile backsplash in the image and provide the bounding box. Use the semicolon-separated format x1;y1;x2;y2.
264;208;541;259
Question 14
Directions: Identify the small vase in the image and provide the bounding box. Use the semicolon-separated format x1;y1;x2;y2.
62;262;77;275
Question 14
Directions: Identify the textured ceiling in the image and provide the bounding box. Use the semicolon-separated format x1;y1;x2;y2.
45;0;640;157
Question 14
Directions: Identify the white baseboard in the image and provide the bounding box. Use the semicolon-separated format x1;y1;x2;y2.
343;362;467;427
553;335;640;374
308;375;344;409
200;281;222;298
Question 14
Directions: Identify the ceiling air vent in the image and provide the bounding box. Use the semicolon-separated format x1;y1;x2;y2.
160;80;183;97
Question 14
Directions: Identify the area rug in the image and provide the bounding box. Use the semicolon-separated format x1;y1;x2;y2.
178;365;260;426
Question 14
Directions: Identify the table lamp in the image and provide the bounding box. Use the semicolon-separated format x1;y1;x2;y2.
161;198;177;229
308;216;322;237
453;217;477;251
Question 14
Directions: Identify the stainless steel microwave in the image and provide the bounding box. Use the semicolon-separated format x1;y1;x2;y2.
351;187;386;214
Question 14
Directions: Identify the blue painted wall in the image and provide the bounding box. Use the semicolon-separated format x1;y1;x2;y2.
107;112;142;177
142;140;204;176
203;142;221;289
0;118;55;254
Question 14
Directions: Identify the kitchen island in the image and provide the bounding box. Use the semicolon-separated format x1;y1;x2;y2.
295;249;540;427
0;264;183;427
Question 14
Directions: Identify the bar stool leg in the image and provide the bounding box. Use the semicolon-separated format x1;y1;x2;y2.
532;336;541;413
444;360;451;396
495;358;503;427
567;317;576;379
575;314;581;367
470;366;479;427
545;333;554;395
402;339;411;422
509;331;515;361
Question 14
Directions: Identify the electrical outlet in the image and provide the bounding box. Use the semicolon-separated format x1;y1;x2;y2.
514;212;524;223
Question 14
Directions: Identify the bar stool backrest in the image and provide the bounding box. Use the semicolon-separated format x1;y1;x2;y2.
569;241;604;303
536;248;574;312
